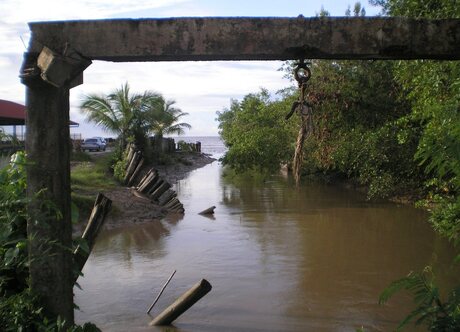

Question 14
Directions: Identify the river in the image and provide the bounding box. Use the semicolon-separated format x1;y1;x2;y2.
75;137;458;331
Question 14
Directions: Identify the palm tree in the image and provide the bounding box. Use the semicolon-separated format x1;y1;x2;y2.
80;82;161;149
145;96;192;140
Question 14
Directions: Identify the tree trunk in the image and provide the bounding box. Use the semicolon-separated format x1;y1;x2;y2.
26;82;74;325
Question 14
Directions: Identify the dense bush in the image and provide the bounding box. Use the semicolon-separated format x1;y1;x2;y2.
0;152;100;331
217;90;296;173
217;2;460;329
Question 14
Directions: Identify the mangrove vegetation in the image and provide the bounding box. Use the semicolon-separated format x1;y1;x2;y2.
217;1;460;330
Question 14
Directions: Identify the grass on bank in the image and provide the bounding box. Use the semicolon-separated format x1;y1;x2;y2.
71;151;117;222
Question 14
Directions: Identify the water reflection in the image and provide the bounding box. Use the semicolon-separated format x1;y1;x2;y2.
75;161;458;332
218;169;456;331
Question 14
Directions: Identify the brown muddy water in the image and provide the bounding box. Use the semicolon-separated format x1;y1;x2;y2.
75;156;458;331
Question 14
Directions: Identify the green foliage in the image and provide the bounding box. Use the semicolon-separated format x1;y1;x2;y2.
71;152;117;222
429;196;460;246
145;96;191;138
370;0;460;18
112;149;129;183
379;266;460;331
71;159;117;192
369;1;460;331
286;59;419;197
217;90;295;173
112;159;127;182
332;120;422;198
80;82;162;152
81;83;191;157
0;288;101;331
0;152;100;330
0;152;28;297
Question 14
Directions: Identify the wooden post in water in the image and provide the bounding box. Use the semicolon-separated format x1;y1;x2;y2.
73;193;112;279
149;279;212;326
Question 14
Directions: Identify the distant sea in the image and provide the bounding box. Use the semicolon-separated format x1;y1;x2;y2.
170;136;226;156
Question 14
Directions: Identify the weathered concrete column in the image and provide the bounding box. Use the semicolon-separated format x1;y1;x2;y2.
25;80;74;323
20;48;91;326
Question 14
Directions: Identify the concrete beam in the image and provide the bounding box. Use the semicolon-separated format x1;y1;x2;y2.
26;17;460;62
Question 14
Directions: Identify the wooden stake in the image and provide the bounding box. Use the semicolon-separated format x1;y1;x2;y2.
149;279;212;326
146;178;163;196
164;198;179;209
163;195;178;207
139;173;158;194
73;193;112;281
124;151;141;184
127;157;144;186
136;168;154;190
158;189;176;206
147;270;177;314
126;143;135;165
172;204;184;213
169;202;182;211
150;181;171;201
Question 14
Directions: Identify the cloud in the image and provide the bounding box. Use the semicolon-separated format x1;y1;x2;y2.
1;0;192;24
0;56;13;68
67;59;290;137
0;0;308;137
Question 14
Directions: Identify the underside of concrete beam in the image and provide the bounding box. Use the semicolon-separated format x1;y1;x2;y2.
27;17;460;62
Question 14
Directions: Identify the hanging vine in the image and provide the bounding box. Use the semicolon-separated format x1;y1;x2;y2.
285;60;314;185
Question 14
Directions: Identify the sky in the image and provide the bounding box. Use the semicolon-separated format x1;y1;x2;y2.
0;0;381;138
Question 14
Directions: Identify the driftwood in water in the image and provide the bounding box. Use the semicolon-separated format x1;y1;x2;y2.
149;279;212;326
147;270;177;314
199;206;216;215
73;193;112;281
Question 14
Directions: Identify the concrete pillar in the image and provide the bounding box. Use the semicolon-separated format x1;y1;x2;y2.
25;81;74;325
20;45;90;325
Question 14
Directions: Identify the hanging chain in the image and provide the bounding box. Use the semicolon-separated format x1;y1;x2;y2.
286;59;314;185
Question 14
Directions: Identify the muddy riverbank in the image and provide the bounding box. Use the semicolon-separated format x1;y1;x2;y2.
73;151;215;234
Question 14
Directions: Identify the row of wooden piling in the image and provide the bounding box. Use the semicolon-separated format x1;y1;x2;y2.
124;144;184;214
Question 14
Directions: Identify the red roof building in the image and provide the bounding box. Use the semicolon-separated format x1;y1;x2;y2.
0;99;78;126
0;99;26;125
